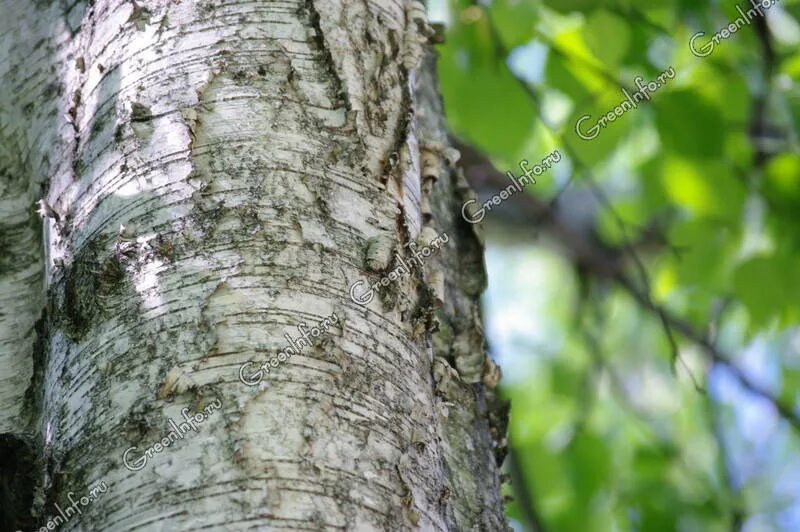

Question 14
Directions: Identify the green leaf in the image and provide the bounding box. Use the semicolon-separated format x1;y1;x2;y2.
490;0;540;49
566;90;636;166
654;91;725;159
660;157;745;222
438;10;536;158
764;153;800;207
584;9;632;67
733;255;800;327
568;432;612;503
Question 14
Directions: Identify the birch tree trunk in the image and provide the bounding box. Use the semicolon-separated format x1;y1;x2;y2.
0;1;508;530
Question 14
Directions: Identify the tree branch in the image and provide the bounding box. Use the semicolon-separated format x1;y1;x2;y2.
456;141;800;433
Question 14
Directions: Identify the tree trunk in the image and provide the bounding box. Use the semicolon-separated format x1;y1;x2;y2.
0;1;508;530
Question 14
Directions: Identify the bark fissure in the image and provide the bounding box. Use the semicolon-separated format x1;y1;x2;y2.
0;433;38;531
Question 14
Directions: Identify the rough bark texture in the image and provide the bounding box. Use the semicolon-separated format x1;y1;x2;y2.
0;2;63;529
0;1;508;530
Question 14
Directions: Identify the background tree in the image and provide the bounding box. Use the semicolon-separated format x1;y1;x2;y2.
434;0;800;530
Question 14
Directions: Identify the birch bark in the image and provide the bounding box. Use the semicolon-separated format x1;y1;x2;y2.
0;1;508;530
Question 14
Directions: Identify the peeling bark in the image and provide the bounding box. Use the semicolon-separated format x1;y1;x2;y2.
0;0;508;530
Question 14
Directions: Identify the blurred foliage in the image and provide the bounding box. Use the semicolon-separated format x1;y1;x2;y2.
436;0;800;530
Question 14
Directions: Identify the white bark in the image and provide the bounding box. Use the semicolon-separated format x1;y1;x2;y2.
0;1;507;530
1;2;69;527
0;0;57;438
